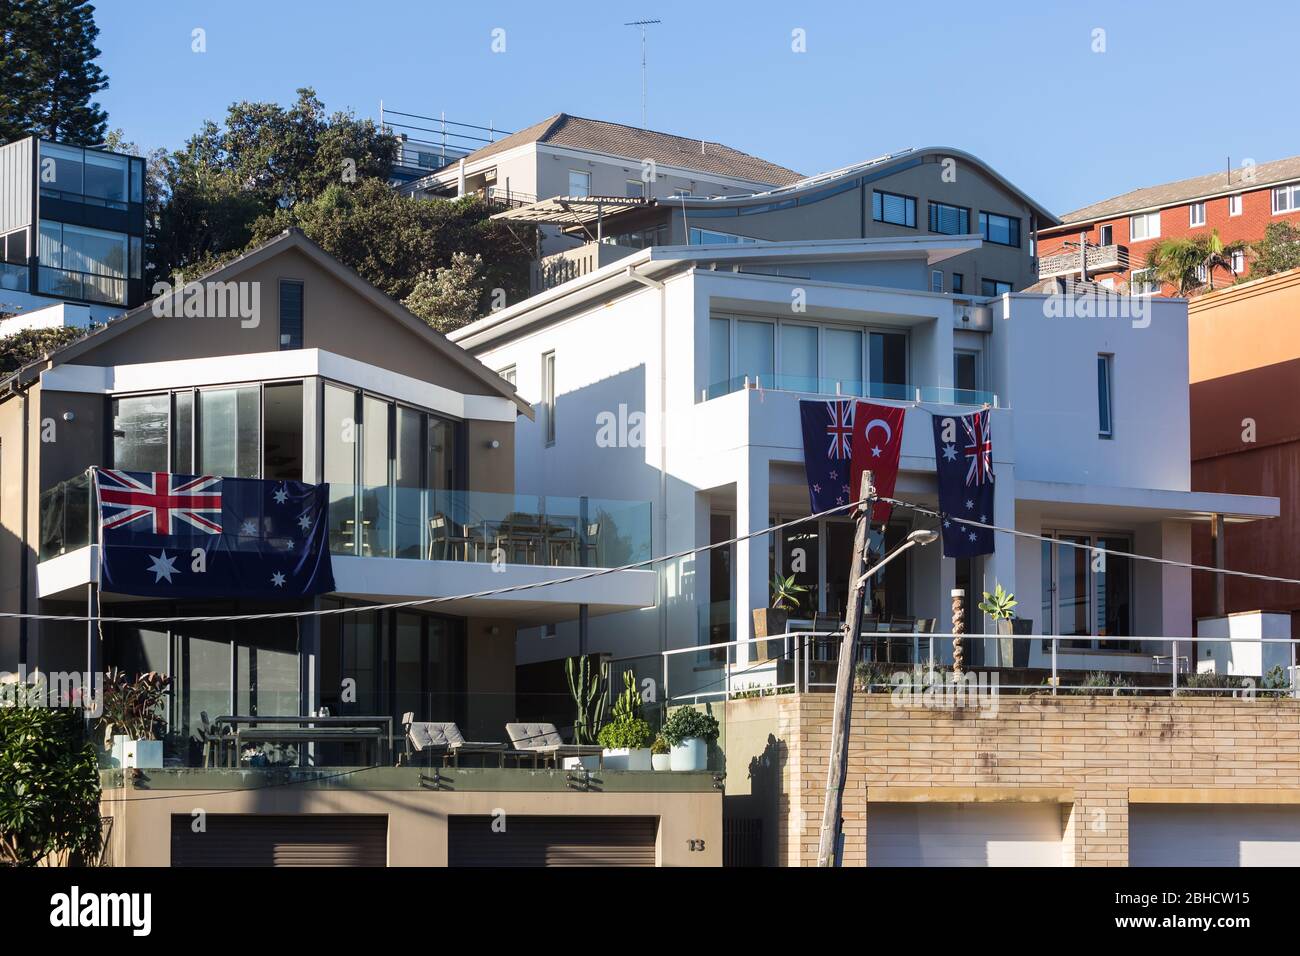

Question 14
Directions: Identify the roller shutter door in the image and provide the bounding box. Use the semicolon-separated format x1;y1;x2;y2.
1130;805;1300;866
170;814;387;866
448;815;657;866
868;802;1064;866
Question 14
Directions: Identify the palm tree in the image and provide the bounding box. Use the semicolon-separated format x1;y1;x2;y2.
1142;229;1249;296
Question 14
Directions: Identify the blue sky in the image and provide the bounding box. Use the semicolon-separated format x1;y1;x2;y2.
94;0;1298;215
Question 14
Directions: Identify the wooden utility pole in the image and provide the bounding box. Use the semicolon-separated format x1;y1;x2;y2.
816;470;877;867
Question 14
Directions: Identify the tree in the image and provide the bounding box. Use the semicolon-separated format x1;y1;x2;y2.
1250;221;1300;279
1141;229;1249;296
0;0;109;145
0;685;102;867
0;324;93;374
404;252;486;333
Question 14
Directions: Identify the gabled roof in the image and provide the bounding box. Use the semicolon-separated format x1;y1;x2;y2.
435;112;803;187
1052;154;1300;228
0;229;531;416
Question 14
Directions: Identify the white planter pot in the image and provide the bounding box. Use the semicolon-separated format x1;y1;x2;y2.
652;753;672;772
669;737;708;771
600;747;651;771
110;734;131;769
124;739;163;769
562;755;601;771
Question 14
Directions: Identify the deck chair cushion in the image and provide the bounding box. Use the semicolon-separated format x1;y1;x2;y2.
408;721;466;752
505;722;564;750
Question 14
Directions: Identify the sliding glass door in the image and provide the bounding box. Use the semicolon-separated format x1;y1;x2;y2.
1041;532;1135;652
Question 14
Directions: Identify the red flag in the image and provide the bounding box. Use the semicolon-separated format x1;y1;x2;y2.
850;402;906;523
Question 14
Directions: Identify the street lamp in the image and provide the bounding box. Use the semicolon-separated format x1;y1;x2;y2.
854;528;939;591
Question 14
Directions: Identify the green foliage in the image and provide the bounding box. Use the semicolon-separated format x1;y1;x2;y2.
977;582;1017;621
651;734;670;756
1261;664;1293;698
1068;671;1134;696
0;324;94;374
97;667;170;744
660;706;720;746
769;573;809;613
403;252;487;334
1181;671;1247;697
0;0;109;145
565;654;609;746
1142;229;1250;296
597;718;654;750
610;670;644;723
0;682;102;867
1249;222;1300;280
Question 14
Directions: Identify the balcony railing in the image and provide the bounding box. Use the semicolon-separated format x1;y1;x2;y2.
38;265;126;305
0;261;30;293
39;474;651;571
1037;243;1130;280
702;374;998;407
530;242;638;294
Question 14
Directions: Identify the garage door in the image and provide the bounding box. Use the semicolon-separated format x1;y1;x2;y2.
170;814;387;866
448;815;657;866
868;803;1064;867
1130;805;1300;866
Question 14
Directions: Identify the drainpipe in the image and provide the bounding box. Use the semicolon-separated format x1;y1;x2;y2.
456;159;466;198
625;265;669;656
1079;231;1088;283
1211;513;1226;617
18;391;29;668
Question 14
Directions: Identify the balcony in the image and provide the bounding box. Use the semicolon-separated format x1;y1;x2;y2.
38;472;651;571
701;373;998;407
0;261;29;293
1037;243;1129;280
530;241;638;295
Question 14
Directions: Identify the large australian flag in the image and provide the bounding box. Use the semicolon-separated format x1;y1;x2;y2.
931;409;995;558
799;399;856;513
95;468;336;600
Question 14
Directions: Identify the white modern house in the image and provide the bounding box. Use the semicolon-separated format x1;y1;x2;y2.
449;235;1278;679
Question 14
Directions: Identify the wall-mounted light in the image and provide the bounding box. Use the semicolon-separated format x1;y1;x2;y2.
61;411;75;422
487;439;501;449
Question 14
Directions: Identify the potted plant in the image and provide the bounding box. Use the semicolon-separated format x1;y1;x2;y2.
978;583;1032;668
661;706;720;771
597;670;654;770
752;573;809;661
651;734;671;771
98;668;171;769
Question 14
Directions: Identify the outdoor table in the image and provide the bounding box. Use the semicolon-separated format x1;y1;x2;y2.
235;726;388;767
211;714;394;767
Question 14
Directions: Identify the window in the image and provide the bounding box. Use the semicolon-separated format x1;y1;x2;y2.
542;351;556;444
781;324;818;392
1097;354;1114;438
1040;533;1135;651
978;211;1021;247
872;190;916;228
981;278;1012;296
323;384;358;553
689;227;759;245
709;318;730;393
931;270;943;293
1189;202;1206;227
869;331;907;400
112;395;170;472
498;366;516;386
1228;193;1243;216
262;382;303;481
736;320;775;386
567;170;590;197
1131;268;1159;295
625;180;645;198
1098;224;1114;245
2;229;27;265
951;272;964;294
928;201;970;235
1129;211;1161;240
1272;181;1300;214
1194;263;1209;284
198;386;260;478
1231;250;1246;274
953;350;979;394
822;327;863;395
278;281;303;350
37;221;129;304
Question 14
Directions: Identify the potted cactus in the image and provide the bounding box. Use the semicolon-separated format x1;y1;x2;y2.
564;653;609;769
661;706;720;771
651;734;671;771
597;670;654;770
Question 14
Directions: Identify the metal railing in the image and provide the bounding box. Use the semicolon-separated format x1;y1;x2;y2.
661;631;1300;702
701;374;999;407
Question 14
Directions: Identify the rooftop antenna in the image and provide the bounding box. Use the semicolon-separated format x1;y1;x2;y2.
624;19;661;129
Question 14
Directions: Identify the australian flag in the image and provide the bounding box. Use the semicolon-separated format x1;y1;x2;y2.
931;409;995;558
94;468;336;600
799;399;856;513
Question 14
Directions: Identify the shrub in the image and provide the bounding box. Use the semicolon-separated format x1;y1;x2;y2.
661;707;720;746
1068;671;1134;696
651;734;669;756
596;717;654;750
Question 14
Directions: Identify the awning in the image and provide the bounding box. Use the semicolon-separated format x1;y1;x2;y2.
491;195;651;228
1015;479;1278;524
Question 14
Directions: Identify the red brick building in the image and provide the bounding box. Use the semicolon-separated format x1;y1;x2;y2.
1037;156;1300;295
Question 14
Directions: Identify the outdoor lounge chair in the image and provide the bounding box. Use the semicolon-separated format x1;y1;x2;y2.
504;722;604;769
399;715;506;767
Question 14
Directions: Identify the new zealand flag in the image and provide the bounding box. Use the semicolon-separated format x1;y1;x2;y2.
95;468;336;600
931;409;995;558
799;399;856;513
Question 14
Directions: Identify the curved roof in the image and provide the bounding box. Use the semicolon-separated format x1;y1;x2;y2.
672;146;1060;226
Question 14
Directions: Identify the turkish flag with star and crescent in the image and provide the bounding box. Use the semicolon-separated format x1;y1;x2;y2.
849;401;907;523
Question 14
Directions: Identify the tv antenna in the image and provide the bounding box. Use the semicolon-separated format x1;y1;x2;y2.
625;19;661;129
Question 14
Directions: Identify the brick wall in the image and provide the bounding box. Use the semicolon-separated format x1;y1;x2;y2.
777;692;1300;866
1038;188;1300;293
